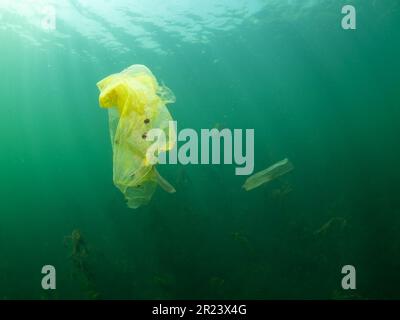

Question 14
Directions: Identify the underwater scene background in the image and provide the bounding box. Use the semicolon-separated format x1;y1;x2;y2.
0;0;400;299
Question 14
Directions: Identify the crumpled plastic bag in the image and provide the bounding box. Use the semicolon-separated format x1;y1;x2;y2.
97;65;176;209
242;158;294;191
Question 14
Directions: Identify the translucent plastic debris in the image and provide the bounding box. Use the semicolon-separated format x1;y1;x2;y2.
97;65;176;209
242;158;294;191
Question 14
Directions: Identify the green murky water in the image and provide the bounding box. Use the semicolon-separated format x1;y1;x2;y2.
0;0;399;299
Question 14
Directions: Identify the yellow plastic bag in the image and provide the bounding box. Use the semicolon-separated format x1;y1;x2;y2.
97;65;176;209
